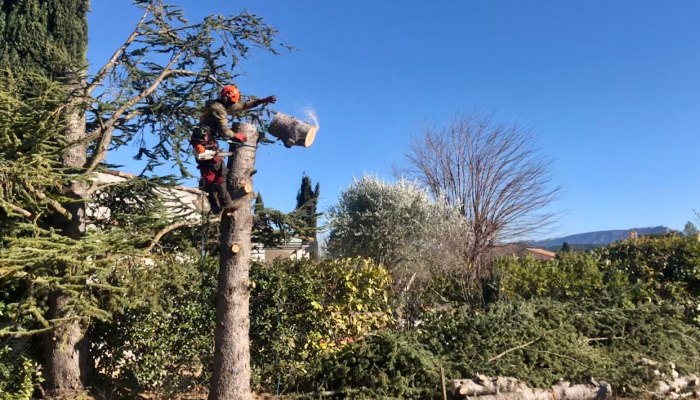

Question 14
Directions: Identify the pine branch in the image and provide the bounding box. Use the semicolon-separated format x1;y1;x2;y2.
25;182;72;220
145;216;219;252
488;337;541;362
85;50;184;173
1;200;33;218
86;6;150;96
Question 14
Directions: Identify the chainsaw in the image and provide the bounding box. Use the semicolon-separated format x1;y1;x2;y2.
196;149;233;160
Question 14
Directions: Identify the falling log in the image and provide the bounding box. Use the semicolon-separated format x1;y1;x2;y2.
268;112;318;148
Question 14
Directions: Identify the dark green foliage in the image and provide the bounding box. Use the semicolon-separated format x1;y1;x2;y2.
419;300;603;389
0;0;88;76
418;300;700;395
561;241;571;252
295;173;320;241
309;332;441;399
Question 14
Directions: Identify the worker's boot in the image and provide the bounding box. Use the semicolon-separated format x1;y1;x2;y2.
207;191;222;214
214;184;235;213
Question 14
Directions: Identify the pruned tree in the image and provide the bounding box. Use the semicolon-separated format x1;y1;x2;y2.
398;110;560;282
0;0;285;397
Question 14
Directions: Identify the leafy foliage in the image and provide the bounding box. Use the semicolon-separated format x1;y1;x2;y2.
0;337;41;400
496;235;700;312
90;254;216;397
250;258;393;393
326;175;473;304
495;251;629;305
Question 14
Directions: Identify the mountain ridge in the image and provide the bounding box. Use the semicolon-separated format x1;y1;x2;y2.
532;225;673;249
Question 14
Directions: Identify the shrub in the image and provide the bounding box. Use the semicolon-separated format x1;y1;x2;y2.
308;331;442;399
250;257;394;392
89;254;216;397
0;337;40;400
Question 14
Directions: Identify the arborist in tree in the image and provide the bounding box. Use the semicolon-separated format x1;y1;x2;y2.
191;84;276;213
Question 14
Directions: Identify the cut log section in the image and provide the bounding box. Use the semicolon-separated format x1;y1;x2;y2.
232;182;253;198
268;112;318;148
451;376;612;400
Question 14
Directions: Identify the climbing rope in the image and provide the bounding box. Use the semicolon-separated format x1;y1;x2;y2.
199;190;209;291
226;140;258;149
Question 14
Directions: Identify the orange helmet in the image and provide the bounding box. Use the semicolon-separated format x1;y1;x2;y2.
220;85;240;103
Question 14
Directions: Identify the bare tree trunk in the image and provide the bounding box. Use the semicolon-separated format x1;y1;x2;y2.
209;123;258;400
44;70;91;397
43;294;91;397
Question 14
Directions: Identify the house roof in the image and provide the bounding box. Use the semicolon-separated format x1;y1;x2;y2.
525;248;556;258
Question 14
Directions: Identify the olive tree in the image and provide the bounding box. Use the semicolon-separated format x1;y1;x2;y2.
326;175;472;313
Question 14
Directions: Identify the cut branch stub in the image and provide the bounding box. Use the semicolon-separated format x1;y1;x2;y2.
268;112;318;148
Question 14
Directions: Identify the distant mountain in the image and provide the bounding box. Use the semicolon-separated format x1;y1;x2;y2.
532;226;673;250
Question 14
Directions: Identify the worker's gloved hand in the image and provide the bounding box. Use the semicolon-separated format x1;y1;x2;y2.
232;132;247;143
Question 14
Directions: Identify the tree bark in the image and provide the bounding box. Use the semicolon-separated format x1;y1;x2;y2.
44;68;91;397
43;294;91;397
209;122;258;400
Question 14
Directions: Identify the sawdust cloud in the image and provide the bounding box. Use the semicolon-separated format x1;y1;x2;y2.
304;107;319;129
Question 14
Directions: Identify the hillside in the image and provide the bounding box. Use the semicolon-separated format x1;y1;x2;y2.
533;226;672;250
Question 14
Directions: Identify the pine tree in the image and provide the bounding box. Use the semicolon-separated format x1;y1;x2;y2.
1;1;285;397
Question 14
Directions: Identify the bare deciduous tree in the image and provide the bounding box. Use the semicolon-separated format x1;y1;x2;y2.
399;110;560;279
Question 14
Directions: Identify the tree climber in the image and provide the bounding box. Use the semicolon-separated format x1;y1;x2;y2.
191;85;276;213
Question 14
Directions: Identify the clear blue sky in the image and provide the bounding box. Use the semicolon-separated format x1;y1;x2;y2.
88;1;700;238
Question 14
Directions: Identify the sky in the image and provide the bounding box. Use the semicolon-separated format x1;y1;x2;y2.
87;1;700;238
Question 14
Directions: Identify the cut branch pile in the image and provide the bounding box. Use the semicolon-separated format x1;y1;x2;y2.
450;375;611;400
636;358;700;399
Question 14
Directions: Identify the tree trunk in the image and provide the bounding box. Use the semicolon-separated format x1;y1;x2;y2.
43;294;91;397
209;122;258;400
44;68;91;397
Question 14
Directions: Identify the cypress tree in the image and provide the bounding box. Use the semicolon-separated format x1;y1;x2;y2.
295;173;320;242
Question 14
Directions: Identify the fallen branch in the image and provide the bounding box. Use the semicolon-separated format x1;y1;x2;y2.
488;337;541;362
